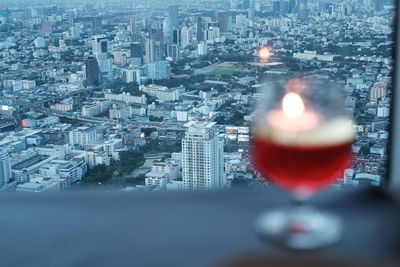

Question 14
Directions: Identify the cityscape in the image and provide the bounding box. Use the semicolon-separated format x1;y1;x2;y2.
0;0;394;192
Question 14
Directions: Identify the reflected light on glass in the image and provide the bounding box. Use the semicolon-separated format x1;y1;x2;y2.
259;47;270;60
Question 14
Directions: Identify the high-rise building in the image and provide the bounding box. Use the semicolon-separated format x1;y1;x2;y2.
146;61;171;80
273;1;290;15
180;26;191;47
145;39;165;63
172;29;181;45
217;12;232;33
85;57;101;86
163;17;172;44
150;29;163;42
96;53;113;79
248;8;255;20
69;126;97;147
70;26;81;40
0;151;11;186
122;68;142;84
167;44;180;61
69;11;74;27
92;36;108;54
130;42;142;59
182;122;225;190
230;0;238;9
196;16;204;42
197;42;208;56
130;17;137;34
242;0;250;9
168;5;179;29
92;17;102;34
41;21;52;35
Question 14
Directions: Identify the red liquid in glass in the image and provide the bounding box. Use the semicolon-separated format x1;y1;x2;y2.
252;137;352;193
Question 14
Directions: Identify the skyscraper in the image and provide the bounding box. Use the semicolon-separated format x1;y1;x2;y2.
92;17;102;34
242;0;250;9
180;26;191;47
85;57;101;86
0;151;11;186
217;12;232;33
92;36;108;54
182;122;225;190
172;29;181;45
130;43;143;58
163;17;173;44
196;16;204;42
146;61;171;80
41;21;52;35
145;39;165;63
167;44;180;61
130;17;137;34
168;5;179;29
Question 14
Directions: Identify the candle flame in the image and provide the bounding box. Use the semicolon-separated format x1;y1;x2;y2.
282;92;305;119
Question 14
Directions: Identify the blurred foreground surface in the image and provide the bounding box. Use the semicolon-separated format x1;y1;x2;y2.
0;187;399;267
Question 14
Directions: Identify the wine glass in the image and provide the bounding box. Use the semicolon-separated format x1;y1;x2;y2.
251;78;355;250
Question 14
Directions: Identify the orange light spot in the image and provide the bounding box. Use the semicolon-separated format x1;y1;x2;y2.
259;46;270;60
286;78;305;93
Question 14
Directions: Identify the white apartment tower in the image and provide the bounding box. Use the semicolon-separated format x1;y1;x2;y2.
182;122;225;190
69;126;97;147
0;151;11;186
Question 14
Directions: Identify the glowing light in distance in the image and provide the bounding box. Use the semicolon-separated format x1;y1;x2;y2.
259;47;270;60
286;78;305;93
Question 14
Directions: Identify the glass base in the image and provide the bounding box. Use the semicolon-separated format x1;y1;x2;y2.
255;206;343;250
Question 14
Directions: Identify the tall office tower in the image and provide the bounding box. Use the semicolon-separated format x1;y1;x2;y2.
248;8;255;20
92;17;102;34
92;36;108;54
0;151;11;186
168;5;179;29
196;16;204;42
144;39;164;63
242;0;250;9
291;0;308;19
289;0;296;12
96;53;113;79
197;42;208;56
273;1;281;14
145;40;155;63
85;57;101;86
130;42;143;59
167;44;180;61
274;0;290;15
230;0;238;9
146;61;171;80
41;21;52;35
280;1;290;15
150;28;164;42
130;17;137;34
70;26;81;40
180;26;191;47
182;122;225;190
172;29;181;45
163;17;172;44
216;12;232;33
69;11;74;27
